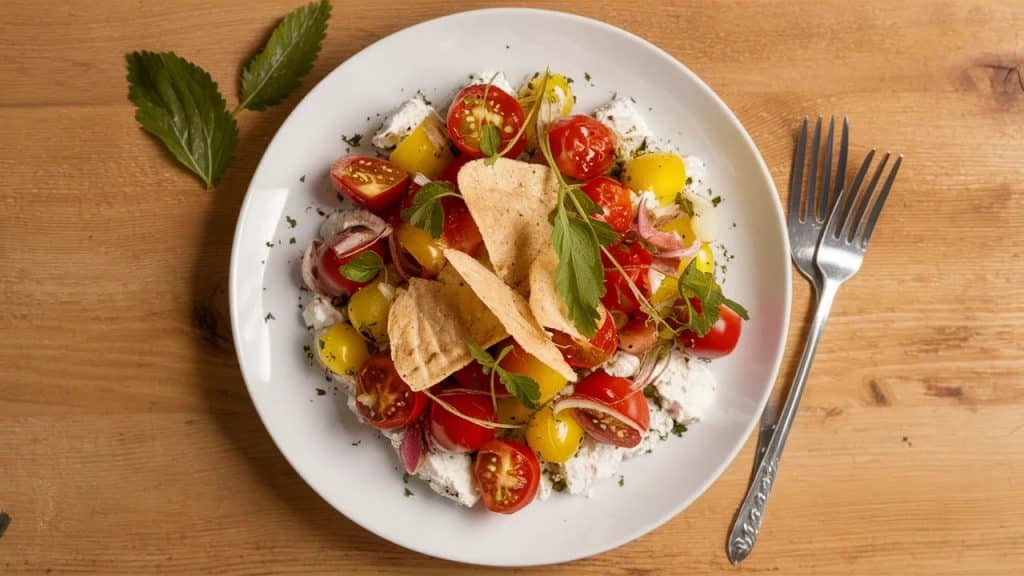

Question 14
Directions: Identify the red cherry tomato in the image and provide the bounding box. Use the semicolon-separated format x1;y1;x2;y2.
582;176;634;233
354;354;428;430
316;237;386;297
547;115;618;180
438;154;474;188
330;155;410;215
403;182;483;256
617;314;659;355
428;391;496;453
676;303;743;358
446;85;526;159
473;439;540;514
600;242;653;314
565;372;650;448
551;311;618;369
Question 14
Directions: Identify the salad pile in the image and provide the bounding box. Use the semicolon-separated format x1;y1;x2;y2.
299;70;748;514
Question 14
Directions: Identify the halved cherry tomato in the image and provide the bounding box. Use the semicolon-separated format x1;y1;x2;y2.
446;85;526;159
401;181;483;256
600;242;653;314
438;154;474;188
473;439;540;514
547;115;617;180
525;405;584;464
676;303;743;358
317;237;386;296
354;354;428;430
617;314;659;355
330;156;410;215
560;371;650;448
428;391;496;453
551;311;618;369
452;361;491;391
582;176;634;233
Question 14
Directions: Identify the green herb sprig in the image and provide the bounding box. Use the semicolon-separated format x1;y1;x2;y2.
465;341;541;410
339;251;383;283
400;181;461;238
126;0;331;188
675;259;749;336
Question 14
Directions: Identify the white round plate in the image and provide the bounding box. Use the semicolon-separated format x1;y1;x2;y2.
230;8;790;566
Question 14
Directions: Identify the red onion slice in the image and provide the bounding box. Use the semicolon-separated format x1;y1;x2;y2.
636;197;684;252
301;240;334;300
551;396;646;435
400;418;426;475
387;235;412;282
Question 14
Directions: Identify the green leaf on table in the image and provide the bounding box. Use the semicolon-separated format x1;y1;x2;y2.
239;0;331;111
126;51;239;188
338;250;383;283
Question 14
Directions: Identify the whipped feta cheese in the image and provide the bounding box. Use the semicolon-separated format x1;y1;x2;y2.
372;96;434;149
594;97;653;160
302;295;344;330
680;155;717;241
466;70;515;95
538;468;554;501
604;351;641;378
417;450;480;507
653;349;717;423
562;438;624;497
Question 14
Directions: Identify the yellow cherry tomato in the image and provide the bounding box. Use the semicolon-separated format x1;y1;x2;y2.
622;153;686;205
347;281;395;343
316;323;369;377
395;223;445;276
526;405;584;463
388;115;453;180
518;73;574;147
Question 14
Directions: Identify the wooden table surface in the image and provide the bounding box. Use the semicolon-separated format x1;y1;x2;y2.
2;1;1022;574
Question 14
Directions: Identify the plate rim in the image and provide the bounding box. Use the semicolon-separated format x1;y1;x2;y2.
229;6;792;566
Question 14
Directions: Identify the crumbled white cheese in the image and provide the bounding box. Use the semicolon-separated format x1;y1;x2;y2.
653;349;717;423
630;189;660;210
594;97;653;160
562;438;625;497
416;450;480;507
538;468;554;501
680;155;717;241
604;351;641;378
466;70;515;95
372;96;434;149
302;295;344;330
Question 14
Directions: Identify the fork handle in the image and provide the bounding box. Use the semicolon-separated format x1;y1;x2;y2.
727;281;838;564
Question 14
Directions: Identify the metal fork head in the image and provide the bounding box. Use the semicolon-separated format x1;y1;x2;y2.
816;151;903;283
788;116;849;289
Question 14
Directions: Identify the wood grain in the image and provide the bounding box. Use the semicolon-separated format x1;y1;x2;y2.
1;0;1022;574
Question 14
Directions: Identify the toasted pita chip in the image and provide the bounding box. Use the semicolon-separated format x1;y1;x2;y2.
388;275;507;391
457;158;559;290
443;248;576;382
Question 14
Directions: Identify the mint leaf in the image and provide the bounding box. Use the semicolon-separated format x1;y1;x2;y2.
239;0;331;111
589;218;620;246
568;187;601;215
338;251;383;283
465;340;496;374
552;206;604;338
126;51;238;188
479;124;501;157
401;181;458;238
676;260;749;336
498;371;540;409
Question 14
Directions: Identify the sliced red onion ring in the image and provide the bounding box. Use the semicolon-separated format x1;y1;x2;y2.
301;240;334;299
650;240;702;275
399;418;426;475
387;235;412;281
319;208;390;241
551;396;646;435
327;226;390;260
636;197;684;252
630;347;672;393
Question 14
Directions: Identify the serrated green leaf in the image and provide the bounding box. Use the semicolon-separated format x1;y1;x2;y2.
568;187;601;215
552;207;604;338
400;181;458;238
126;51;238;188
465;340;496;372
499;371;541;409
589;218;621;246
239;0;331;111
479;124;501;158
676;259;749;335
338;250;383;283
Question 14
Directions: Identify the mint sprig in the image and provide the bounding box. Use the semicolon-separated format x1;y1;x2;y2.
126;0;331;188
339;251;383;283
466;341;541;409
676;259;749;336
400;181;461;238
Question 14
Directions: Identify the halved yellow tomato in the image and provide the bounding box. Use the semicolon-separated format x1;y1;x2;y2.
622;153;686;205
517;73;574;147
389;115;453;180
394;222;445;276
347;281;394;343
526;405;584;463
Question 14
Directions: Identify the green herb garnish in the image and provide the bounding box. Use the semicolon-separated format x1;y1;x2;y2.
338;251;383;283
400;181;461;238
466;341;541;409
676;260;749;336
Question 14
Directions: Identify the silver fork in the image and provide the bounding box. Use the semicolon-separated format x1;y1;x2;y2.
726;126;903;565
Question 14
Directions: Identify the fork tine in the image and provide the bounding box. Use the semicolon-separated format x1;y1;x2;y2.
817;117;835;222
806;117;822;221
833;117;849;212
834;149;875;238
846;153;890;241
788;118;808;222
859;154;902;247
